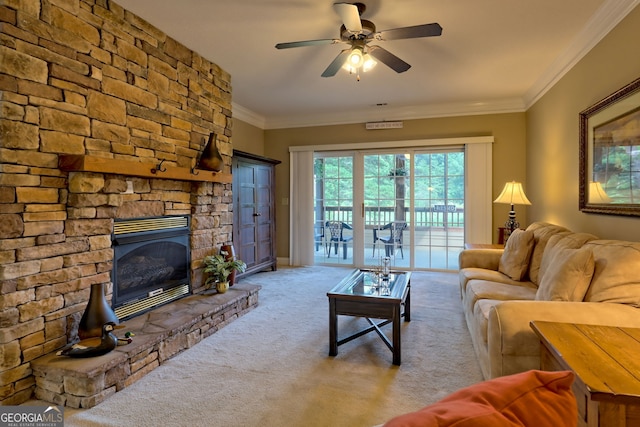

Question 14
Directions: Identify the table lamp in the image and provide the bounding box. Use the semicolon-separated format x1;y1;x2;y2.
494;181;531;242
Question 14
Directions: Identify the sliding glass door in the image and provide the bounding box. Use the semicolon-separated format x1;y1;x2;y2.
313;148;464;270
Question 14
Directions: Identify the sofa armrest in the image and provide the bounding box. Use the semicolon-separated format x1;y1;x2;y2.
458;249;503;270
487;300;640;378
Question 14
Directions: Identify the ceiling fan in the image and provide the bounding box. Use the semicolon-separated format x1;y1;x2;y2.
275;2;442;78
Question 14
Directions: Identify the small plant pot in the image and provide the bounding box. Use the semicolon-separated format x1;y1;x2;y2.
216;281;229;294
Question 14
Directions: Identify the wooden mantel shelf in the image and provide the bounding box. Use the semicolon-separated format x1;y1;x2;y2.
59;155;232;183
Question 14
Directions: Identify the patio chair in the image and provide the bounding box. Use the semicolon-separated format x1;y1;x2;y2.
372;221;408;259
325;221;353;259
314;224;324;252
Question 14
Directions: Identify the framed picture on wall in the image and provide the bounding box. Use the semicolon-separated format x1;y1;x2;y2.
579;76;640;216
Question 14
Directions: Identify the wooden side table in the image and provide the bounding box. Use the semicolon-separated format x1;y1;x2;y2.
498;226;506;245
530;321;640;427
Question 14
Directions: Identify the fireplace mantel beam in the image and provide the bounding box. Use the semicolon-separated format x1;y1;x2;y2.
59;155;232;183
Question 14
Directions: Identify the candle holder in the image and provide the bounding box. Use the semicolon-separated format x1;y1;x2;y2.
382;256;391;279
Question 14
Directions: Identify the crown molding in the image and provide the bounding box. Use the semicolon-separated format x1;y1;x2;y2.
232;102;266;129
233;98;525;130
524;0;640;108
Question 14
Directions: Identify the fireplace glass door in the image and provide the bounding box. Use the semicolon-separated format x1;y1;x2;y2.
112;216;190;319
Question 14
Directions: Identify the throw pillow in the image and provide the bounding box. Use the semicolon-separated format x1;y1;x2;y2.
536;246;595;301
583;240;640;307
383;370;576;427
498;229;535;281
538;233;598;282
524;223;571;284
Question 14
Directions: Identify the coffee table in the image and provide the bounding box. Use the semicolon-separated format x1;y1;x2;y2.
327;269;411;365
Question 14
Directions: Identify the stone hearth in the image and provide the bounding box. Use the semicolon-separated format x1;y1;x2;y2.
31;283;260;408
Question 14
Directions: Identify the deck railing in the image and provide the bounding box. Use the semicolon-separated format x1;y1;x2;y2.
316;206;464;229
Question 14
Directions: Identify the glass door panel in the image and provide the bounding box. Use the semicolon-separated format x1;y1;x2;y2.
414;151;464;269
364;153;411;269
314;154;354;265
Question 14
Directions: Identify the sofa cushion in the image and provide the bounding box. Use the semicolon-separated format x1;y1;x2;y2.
465;281;537;314
498;229;534;281
459;268;534;295
525;222;571;285
474;299;500;344
551;231;598;250
383;370;577;427
536;245;595;301
539;232;599;282
464;281;536;342
584;240;640;307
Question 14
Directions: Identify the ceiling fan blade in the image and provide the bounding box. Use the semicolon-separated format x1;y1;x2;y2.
368;45;411;73
321;49;351;77
333;3;362;33
275;39;340;49
375;23;443;41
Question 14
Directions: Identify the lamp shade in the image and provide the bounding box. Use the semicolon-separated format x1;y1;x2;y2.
588;181;612;203
494;181;531;205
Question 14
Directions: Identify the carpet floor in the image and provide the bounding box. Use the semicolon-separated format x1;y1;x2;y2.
59;266;484;427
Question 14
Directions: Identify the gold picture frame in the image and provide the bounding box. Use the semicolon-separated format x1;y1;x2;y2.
579;77;640;216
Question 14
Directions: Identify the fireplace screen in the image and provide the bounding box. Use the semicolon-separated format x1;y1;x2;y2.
112;216;190;320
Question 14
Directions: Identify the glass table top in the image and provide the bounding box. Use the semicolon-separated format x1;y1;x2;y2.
328;269;410;299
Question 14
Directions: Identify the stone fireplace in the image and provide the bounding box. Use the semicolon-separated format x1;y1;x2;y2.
0;0;257;406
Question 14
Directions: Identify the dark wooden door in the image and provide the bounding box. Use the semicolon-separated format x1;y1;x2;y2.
254;164;274;265
233;151;280;277
236;162;258;269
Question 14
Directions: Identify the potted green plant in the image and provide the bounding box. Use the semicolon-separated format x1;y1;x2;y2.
203;250;246;293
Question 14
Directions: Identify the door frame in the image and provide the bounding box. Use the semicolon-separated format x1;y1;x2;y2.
289;136;494;267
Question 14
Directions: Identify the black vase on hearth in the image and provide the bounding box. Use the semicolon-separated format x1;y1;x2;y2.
78;283;119;339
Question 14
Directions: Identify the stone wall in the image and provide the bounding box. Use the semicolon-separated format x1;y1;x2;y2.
0;0;233;405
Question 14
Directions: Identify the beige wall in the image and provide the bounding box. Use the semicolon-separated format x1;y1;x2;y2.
232;119;265;155
527;5;640;240
262;113;527;257
240;5;640;258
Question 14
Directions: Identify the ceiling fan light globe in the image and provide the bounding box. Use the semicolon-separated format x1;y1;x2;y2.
342;63;357;73
348;48;364;67
362;54;377;72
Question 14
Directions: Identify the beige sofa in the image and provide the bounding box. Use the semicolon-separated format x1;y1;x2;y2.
459;222;640;380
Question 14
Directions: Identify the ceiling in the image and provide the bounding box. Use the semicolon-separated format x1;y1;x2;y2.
116;0;638;129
